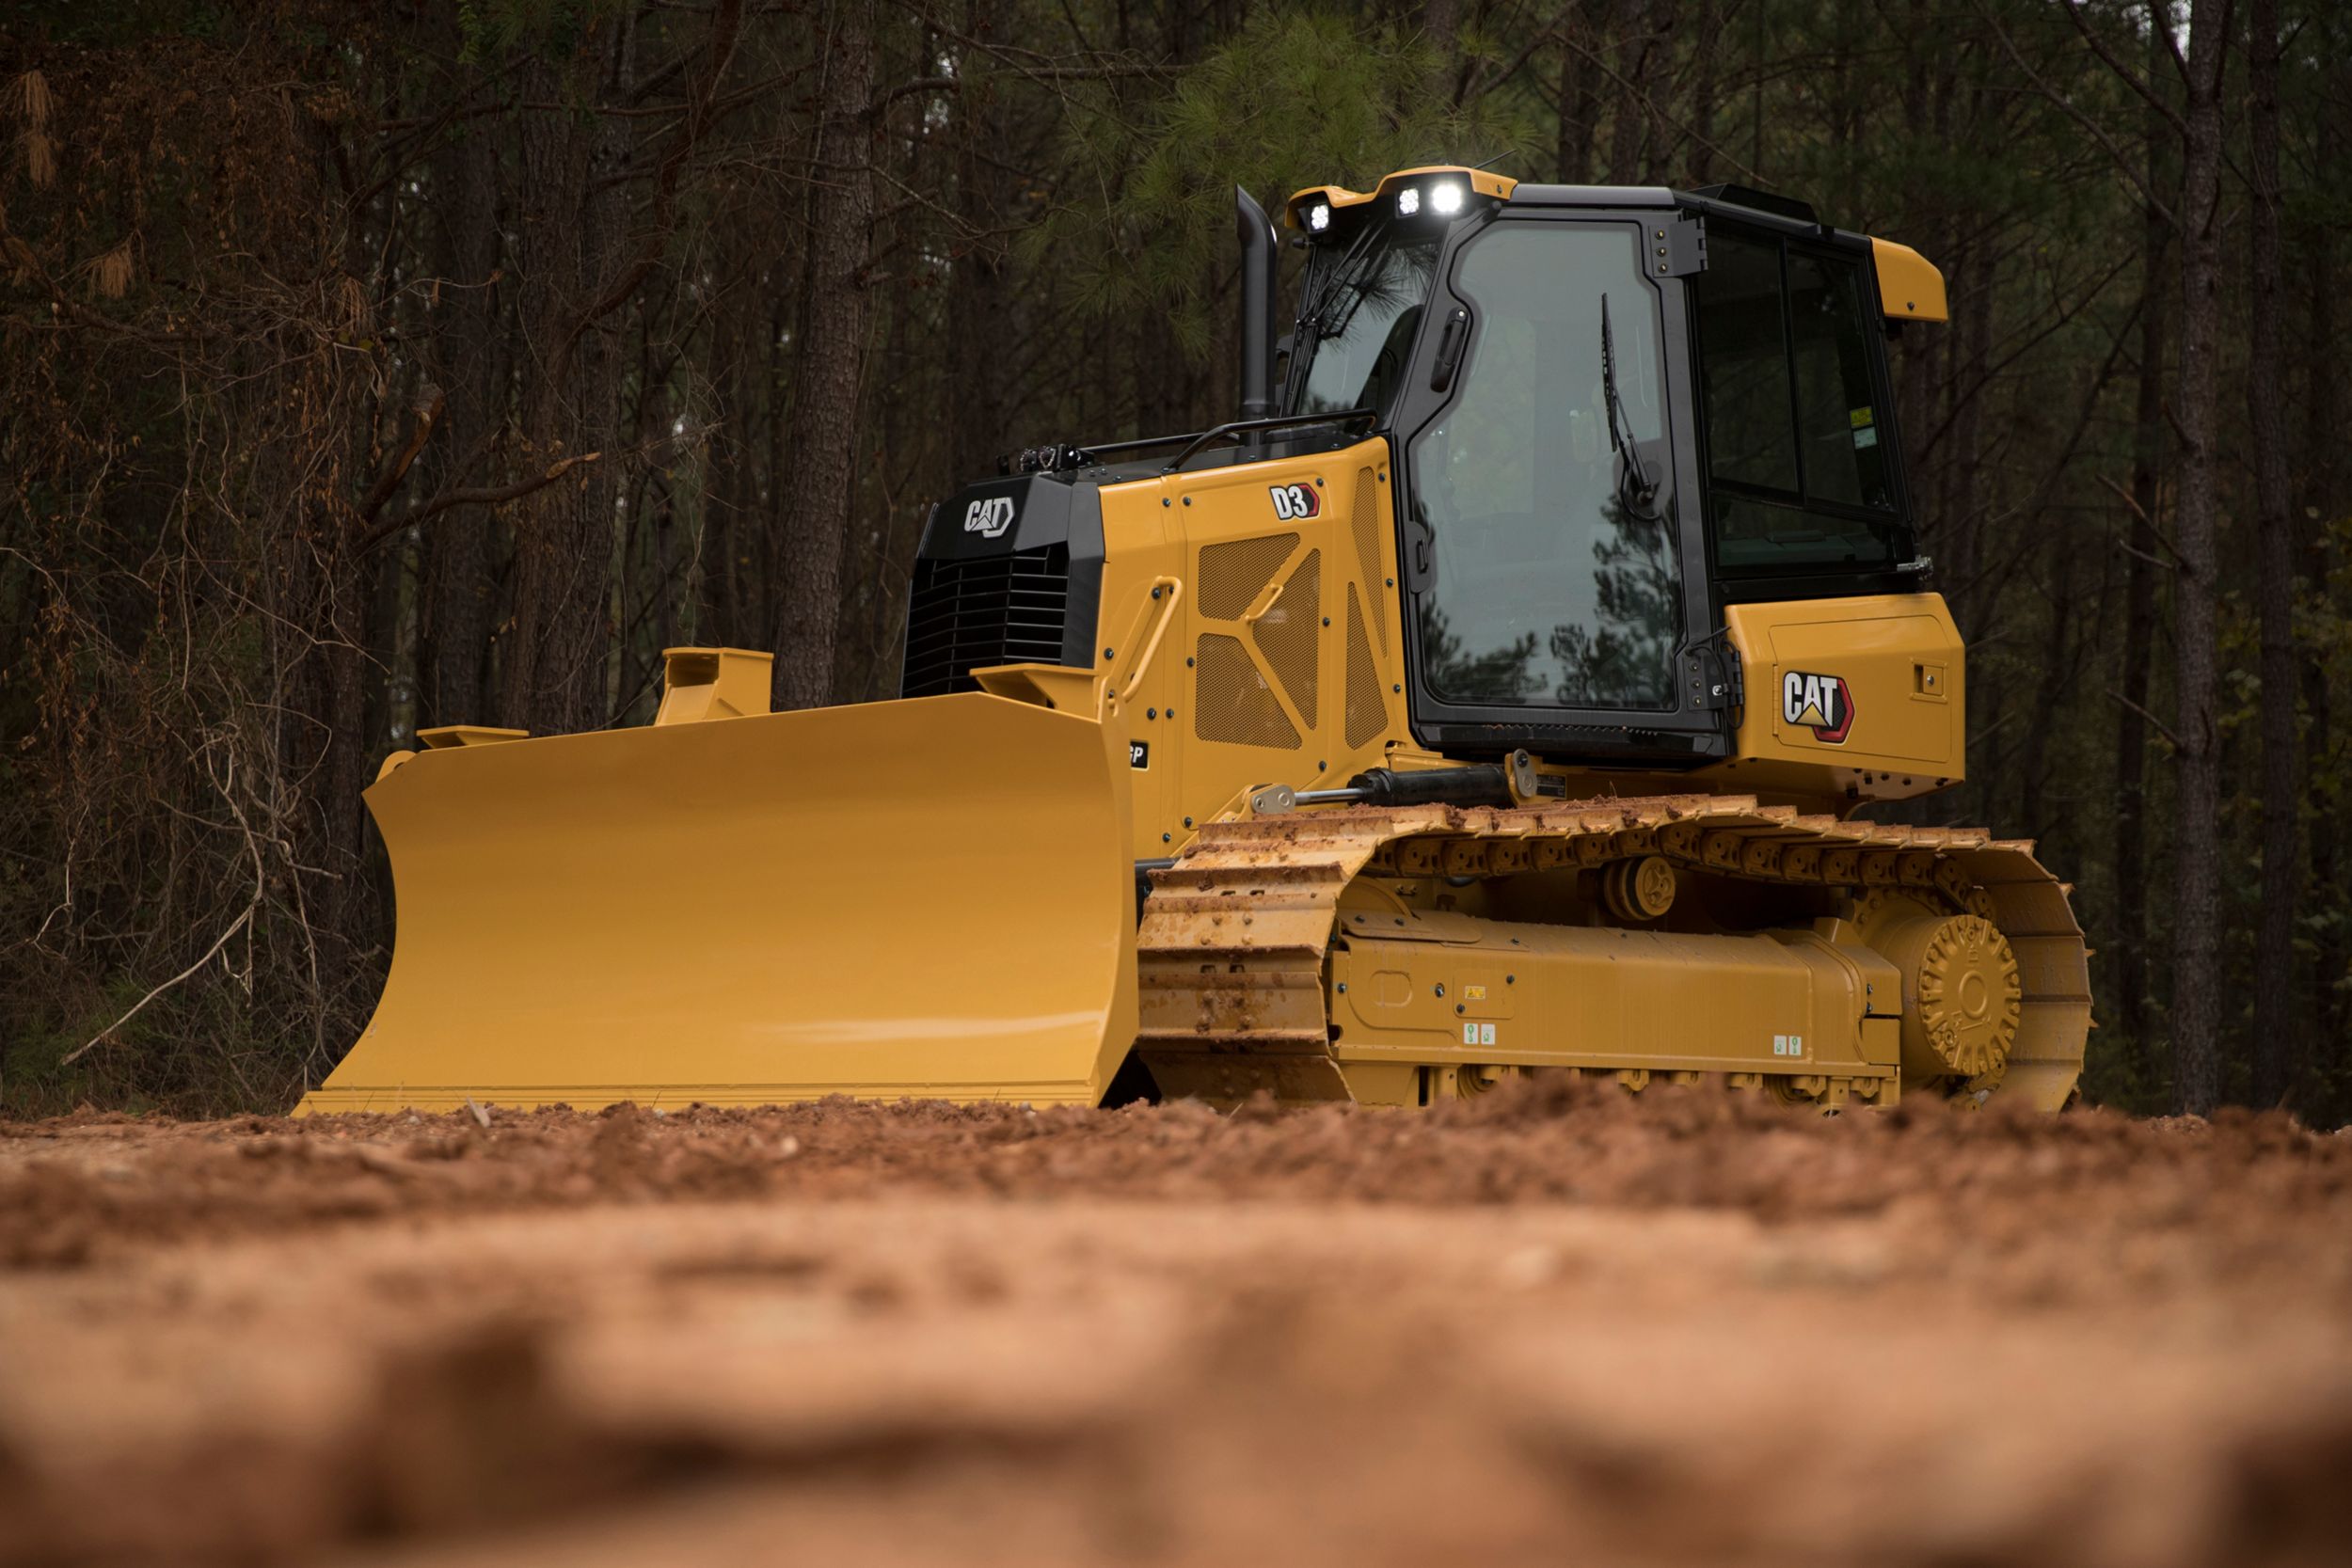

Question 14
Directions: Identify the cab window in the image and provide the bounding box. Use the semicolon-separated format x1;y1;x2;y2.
1694;229;1899;571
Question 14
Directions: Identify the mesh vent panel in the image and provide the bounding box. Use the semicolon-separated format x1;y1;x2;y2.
1197;532;1298;620
1345;584;1387;749
1249;549;1319;725
1193;633;1300;749
1348;467;1387;653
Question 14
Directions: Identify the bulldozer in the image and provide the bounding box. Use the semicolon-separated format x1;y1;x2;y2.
297;168;2089;1117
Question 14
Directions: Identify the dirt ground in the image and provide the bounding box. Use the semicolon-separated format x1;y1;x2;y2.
2;1082;2348;1567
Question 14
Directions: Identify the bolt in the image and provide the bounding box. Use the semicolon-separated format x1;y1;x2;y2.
1385;577;1394;587
1505;974;1515;985
1435;983;1446;997
1152;586;1162;598
1391;683;1402;693
1162;832;1171;844
1322;616;1330;626
1147;706;1158;720
1337;982;1348;994
1186;657;1195;668
1162;498;1171;508
1104;647;1115;659
1184;816;1194;828
1183;496;1193;506
1455;1004;1465;1015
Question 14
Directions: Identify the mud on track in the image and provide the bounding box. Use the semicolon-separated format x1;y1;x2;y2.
2;1082;2349;1566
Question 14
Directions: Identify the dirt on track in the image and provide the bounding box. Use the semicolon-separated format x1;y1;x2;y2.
2;1082;2349;1568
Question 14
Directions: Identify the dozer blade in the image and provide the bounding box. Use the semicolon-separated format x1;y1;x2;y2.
295;691;1138;1114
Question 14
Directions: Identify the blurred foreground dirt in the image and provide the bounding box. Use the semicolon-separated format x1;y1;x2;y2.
2;1081;2349;1566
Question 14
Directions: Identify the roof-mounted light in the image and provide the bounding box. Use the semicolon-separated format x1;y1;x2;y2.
1430;181;1465;216
1307;200;1331;232
1396;186;1421;217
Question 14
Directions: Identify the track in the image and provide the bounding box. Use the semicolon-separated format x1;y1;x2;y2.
1136;795;2090;1108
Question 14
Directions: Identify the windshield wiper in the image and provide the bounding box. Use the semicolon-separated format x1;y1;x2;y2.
1600;293;1663;518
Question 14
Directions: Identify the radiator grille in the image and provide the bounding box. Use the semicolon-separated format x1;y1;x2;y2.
900;542;1073;698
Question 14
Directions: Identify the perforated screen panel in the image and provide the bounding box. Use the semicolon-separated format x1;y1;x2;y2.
1197;532;1298;620
1249;549;1319;726
1344;584;1386;749
1193;633;1300;750
1347;467;1387;653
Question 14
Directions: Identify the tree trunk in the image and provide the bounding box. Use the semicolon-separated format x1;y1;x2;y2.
499;36;637;735
771;0;876;712
2112;0;2173;1077
421;123;508;729
2168;0;2229;1114
2249;0;2298;1106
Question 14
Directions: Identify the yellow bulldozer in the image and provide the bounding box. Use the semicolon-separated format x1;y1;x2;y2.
297;168;2089;1117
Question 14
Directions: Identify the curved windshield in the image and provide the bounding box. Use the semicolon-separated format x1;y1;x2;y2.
1288;224;1439;419
1408;222;1682;711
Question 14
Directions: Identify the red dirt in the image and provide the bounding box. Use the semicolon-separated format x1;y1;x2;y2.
2;1082;2349;1566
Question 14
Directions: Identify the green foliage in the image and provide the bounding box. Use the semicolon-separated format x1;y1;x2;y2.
1040;10;1536;361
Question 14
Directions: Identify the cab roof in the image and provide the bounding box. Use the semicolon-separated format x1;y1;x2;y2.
1281;165;1946;324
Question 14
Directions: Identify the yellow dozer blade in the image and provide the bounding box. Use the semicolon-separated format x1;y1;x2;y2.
296;657;1138;1115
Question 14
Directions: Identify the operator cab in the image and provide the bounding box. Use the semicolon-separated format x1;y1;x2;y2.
1280;169;1942;766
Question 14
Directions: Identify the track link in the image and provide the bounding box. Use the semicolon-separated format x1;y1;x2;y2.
1135;795;2090;1109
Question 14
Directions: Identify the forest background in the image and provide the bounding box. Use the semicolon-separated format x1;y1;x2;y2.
1;0;2344;1120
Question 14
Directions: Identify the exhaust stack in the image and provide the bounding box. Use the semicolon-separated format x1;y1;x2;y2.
1234;186;1279;423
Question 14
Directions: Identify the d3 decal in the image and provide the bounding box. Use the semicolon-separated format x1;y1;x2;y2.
1781;670;1856;744
1267;482;1322;520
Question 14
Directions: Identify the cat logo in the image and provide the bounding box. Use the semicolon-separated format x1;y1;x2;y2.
1781;670;1856;744
1268;482;1322;520
961;496;1017;540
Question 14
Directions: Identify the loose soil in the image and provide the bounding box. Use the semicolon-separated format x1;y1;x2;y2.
2;1081;2348;1566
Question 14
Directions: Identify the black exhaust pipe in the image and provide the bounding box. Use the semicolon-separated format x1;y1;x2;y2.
1234;186;1279;427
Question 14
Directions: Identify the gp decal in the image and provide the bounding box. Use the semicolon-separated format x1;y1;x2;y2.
1782;670;1856;744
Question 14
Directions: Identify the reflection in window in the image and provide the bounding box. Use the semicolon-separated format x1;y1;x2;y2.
1408;224;1681;711
1295;238;1439;419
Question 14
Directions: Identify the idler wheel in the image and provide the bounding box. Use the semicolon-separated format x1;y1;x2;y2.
1603;855;1677;923
1876;913;2023;1081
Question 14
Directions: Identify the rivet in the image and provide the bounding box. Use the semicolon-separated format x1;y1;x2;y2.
1391;683;1402;693
1655;229;1665;239
1162;498;1171;507
1337;982;1348;993
1317;760;1326;770
1183;496;1192;506
1104;647;1115;658
1168;706;1178;718
1657;262;1668;274
1186;657;1195;668
1385;577;1394;587
1455;1004;1465;1015
1435;983;1446;997
1184;816;1194;828
1506;974;1516;984
1152;586;1162;598
1314;477;1324;486
1377;471;1387;481
1322;616;1331;626
1147;706;1158;720
1162;832;1171;843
